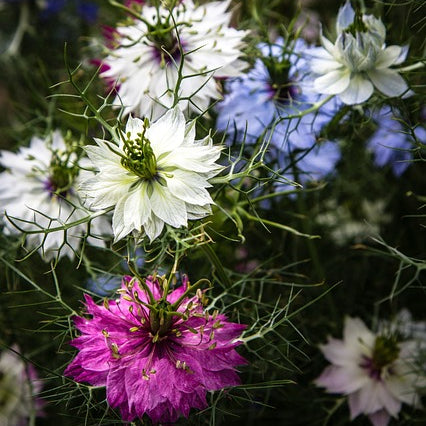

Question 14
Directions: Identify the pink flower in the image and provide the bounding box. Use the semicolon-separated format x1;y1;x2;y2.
65;275;247;423
315;317;424;426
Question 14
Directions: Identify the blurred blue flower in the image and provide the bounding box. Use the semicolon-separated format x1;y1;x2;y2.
216;38;341;188
86;274;122;297
121;247;145;273
367;106;422;176
40;0;98;23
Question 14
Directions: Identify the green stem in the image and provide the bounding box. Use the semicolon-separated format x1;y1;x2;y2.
5;0;29;56
63;45;118;139
200;244;232;289
0;256;76;314
295;192;324;280
5;208;112;235
399;62;425;73
241;209;319;239
170;278;211;310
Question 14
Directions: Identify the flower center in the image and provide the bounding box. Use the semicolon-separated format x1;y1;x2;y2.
263;57;299;103
121;123;158;180
149;300;174;340
147;15;185;67
360;335;400;380
151;33;183;66
339;31;379;72
45;162;76;198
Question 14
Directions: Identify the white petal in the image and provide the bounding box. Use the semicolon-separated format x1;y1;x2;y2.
165;170;213;205
123;183;151;232
149;182;187;228
314;69;351;95
315;365;368;394
348;381;401;418
344;317;375;349
375;45;403;68
143;213;165;242
112;195;131;243
320;338;359;365
146;106;186;157
186;203;212;220
125;116;145;140
310;57;342;74
338;74;374;104
320;32;339;57
336;1;355;33
367;69;409;97
394;45;409;65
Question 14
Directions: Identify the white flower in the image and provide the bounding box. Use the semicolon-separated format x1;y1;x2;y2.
315;317;425;426
101;0;248;120
309;1;409;104
0;345;43;425
0;131;111;261
80;106;222;242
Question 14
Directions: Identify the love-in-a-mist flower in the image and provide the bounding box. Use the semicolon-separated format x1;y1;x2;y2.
315;317;424;426
80;107;222;242
0;345;44;426
0;131;110;261
100;0;248;119
216;38;341;187
65;274;247;423
309;1;410;104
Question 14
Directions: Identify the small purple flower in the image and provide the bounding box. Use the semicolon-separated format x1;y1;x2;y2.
65;275;247;423
367;106;418;176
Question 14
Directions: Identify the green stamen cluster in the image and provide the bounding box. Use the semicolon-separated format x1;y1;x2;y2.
372;335;400;370
149;300;174;339
121;120;158;180
48;146;79;196
262;53;297;103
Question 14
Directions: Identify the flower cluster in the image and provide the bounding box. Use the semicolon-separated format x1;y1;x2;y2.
216;38;341;189
65;274;246;423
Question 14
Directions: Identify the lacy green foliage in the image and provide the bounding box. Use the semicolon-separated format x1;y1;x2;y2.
0;0;425;425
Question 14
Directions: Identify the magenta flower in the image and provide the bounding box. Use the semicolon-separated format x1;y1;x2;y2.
65;275;247;423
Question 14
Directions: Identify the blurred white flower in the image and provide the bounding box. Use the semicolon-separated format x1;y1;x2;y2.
101;0;248;119
0;345;44;426
315;317;425;426
0;131;110;261
80;107;222;242
316;199;391;246
309;1;409;104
